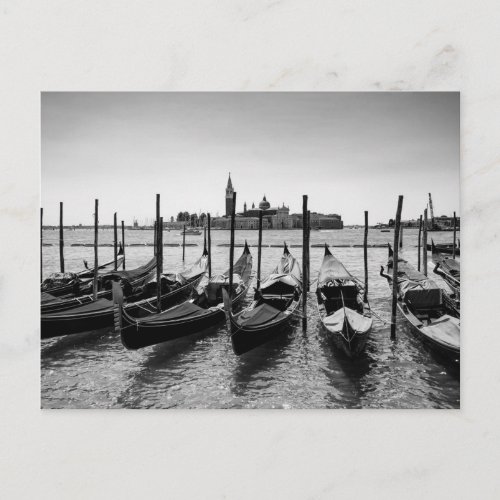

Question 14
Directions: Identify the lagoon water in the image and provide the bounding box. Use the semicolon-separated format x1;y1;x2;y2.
41;227;459;409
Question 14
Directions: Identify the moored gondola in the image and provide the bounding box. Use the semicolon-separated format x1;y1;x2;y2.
41;243;124;297
380;244;460;364
41;253;157;313
41;249;208;339
223;243;302;356
316;244;372;357
114;243;253;349
426;242;460;256
431;241;460;293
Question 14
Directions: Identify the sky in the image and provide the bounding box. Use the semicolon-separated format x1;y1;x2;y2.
41;92;459;225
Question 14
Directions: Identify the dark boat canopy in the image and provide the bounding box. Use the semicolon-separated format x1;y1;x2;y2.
388;244;442;309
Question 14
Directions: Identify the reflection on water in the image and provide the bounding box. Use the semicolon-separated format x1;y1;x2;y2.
41;228;460;409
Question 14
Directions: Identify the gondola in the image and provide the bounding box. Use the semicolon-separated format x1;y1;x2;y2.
114;243;253;350
426;242;460;256
431;240;460;316
316;244;372;357
41;249;208;339
223;243;302;356
380;244;460;364
40;243;125;297
41;254;157;313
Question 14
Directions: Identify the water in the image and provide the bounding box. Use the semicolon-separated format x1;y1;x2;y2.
41;227;460;409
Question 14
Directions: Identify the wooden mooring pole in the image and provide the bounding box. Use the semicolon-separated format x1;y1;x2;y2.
307;210;311;292
121;220;126;269
452;211;457;259
302;195;308;329
156;194;162;313
399;224;403;248
93;199;99;301
113;212;118;270
423;208;428;276
40;207;43;282
364;210;368;302
391;195;404;340
228;192;237;299
417;214;422;271
153;221;157;257
182;224;186;262
207;213;212;278
159;217;164;274
59;201;64;273
257;209;263;289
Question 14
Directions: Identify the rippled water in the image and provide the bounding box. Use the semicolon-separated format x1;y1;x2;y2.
41;227;460;409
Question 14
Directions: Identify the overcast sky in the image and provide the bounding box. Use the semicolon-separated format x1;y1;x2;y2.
41;92;459;225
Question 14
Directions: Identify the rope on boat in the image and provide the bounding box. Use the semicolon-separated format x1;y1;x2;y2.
369;308;394;325
132;301;158;314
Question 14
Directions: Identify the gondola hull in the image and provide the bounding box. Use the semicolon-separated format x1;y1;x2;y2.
41;257;157;314
119;305;225;350
41;250;124;297
41;273;204;339
397;302;460;364
315;245;372;358
382;244;460;365
229;299;300;356
118;282;250;349
426;243;460;256
41;304;113;338
115;245;253;350
320;316;371;358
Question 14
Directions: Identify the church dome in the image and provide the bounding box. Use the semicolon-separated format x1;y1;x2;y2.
259;195;270;210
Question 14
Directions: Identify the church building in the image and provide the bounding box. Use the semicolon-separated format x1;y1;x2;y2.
211;174;342;230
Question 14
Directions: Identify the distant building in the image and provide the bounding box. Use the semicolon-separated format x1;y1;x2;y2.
433;215;460;230
211;175;343;229
225;173;234;216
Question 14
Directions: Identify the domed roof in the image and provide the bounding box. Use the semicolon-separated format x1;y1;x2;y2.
259;195;270;210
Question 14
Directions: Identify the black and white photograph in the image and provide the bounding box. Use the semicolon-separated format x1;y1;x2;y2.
40;91;460;409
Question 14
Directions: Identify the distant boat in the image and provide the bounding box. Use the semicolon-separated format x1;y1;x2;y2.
380;229;390;232
180;228;201;236
426;242;459;256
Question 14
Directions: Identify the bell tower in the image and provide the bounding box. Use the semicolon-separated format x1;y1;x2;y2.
225;173;234;216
